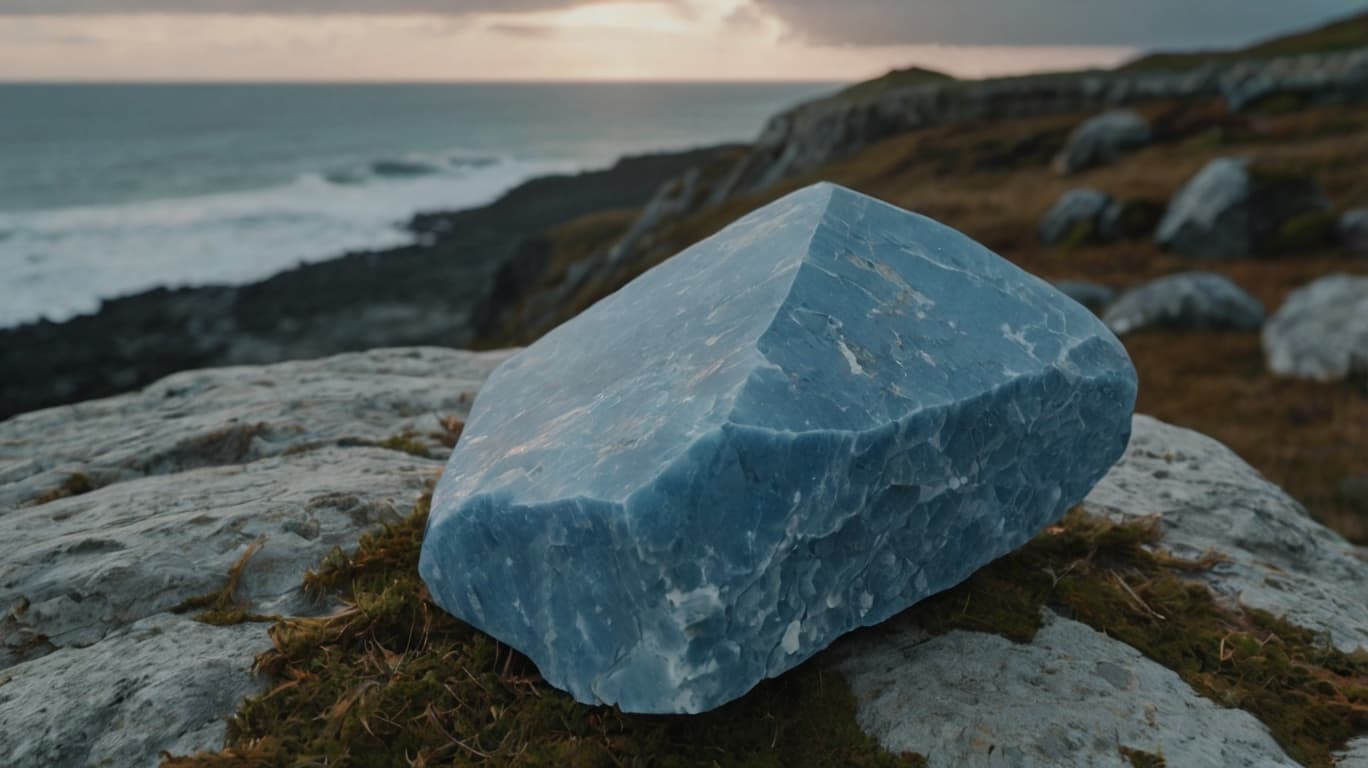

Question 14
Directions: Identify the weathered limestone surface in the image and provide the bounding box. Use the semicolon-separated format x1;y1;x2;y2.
1263;274;1368;381
839;611;1296;768
0;347;510;768
421;183;1138;714
1084;416;1368;652
1103;271;1265;335
836;414;1368;766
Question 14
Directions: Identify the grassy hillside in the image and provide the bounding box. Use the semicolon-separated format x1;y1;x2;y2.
832;66;956;102
517;97;1368;544
1123;9;1368;71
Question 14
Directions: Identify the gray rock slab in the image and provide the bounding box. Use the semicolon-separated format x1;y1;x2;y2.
836;414;1368;765
0;614;267;768
1052;110;1152;176
837;610;1297;768
1340;737;1368;768
1263;273;1368;382
1103;271;1265;335
1082;415;1368;652
0;347;509;767
0;347;512;511
2;446;435;667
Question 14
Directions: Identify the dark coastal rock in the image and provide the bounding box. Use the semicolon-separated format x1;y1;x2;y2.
1263;274;1368;381
1155;157;1330;260
1103;272;1266;335
0;146;735;421
1054;280;1117;314
1039;188;1113;245
1052;110;1152;175
1338;208;1368;255
419;183;1138;714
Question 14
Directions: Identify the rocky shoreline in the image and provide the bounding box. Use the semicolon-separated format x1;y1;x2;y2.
7;45;1368;423
0;147;734;420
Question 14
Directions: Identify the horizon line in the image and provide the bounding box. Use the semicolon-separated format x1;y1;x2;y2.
0;77;853;86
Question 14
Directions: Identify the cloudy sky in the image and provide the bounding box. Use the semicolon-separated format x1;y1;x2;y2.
0;0;1362;81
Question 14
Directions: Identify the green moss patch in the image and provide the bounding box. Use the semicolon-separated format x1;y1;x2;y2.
163;492;925;768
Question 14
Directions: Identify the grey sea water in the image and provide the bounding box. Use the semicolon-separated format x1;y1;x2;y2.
0;82;834;327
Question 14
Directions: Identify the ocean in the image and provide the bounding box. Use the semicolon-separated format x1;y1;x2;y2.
0;82;835;328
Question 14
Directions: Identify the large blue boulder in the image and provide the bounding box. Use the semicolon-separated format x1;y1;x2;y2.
420;182;1137;714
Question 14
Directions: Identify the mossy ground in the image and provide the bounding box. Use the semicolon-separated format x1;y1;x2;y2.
165;490;1366;767
162;491;926;768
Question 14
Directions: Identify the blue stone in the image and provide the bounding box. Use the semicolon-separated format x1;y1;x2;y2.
419;182;1138;714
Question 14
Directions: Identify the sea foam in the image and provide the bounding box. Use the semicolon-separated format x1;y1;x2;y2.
0;154;564;328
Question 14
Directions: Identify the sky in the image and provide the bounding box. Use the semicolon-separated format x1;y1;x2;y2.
0;0;1363;82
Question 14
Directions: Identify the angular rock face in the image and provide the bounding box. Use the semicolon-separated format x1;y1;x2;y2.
1039;188;1112;245
1102;272;1265;335
1155;157;1329;260
420;182;1139;714
1263;274;1368;381
1052;110;1152;176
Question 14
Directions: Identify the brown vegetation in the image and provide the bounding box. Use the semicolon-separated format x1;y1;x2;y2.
525;99;1368;543
163;495;1367;767
1122;9;1368;71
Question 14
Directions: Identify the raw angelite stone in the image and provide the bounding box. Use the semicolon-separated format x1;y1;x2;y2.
419;182;1138;714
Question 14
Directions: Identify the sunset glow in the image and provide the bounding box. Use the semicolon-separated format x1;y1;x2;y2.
0;0;1360;81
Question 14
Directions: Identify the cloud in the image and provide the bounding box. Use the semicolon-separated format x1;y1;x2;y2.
487;21;557;38
0;0;601;14
747;0;1367;48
